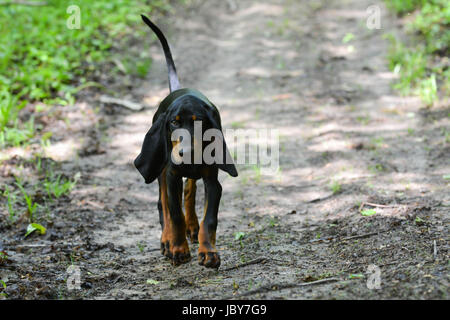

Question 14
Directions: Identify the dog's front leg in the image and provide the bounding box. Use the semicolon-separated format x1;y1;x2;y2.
165;169;191;265
198;171;222;268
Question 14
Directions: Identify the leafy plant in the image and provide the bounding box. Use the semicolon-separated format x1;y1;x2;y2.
252;165;262;184
0;251;8;265
3;186;17;222
349;273;365;279
15;182;38;222
137;242;146;253
342;33;355;43
25;223;47;238
234;232;246;240
418;74;438;106
329;180;342;194
146;279;159;285
385;0;425;16
44;173;78;199
384;0;449;105
415;216;425;225
361;209;377;216
268;216;278;228
0;279;7;298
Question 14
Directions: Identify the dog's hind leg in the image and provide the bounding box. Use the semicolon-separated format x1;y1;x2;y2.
184;178;199;243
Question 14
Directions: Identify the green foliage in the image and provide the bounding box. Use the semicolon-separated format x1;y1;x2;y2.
385;0;449;105
44;172;79;199
386;37;427;94
0;117;36;148
137;242;146;253
329;180;342;194
146;279;159;285
0;88;26;129
234;232;246;240
0;0;170;146
368;163;385;173
25;223;47;237
252;165;262;184
2;165;79;226
418;74;438;106
385;0;425;15
361;209;377;216
410;0;450;54
349;273;365;279
267;216;278;227
15;181;38;221
3;186;17;222
342;33;355;43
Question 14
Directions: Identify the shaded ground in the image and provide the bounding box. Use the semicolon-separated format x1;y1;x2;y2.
1;0;448;299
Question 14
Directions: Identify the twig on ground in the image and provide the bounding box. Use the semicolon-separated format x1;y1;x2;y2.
433;240;437;260
227;277;340;299
402;246;413;253
10;242;83;250
358;202;402;212
310;231;383;244
112;58;128;74
339;231;380;241
99;95;145;111
222;257;267;271
308;193;334;203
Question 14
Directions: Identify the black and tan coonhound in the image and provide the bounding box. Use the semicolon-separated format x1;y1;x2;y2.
134;15;238;268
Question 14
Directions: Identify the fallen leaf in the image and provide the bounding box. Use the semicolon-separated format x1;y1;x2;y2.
25;223;47;237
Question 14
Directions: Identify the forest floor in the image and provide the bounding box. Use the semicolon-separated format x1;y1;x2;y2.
0;0;448;299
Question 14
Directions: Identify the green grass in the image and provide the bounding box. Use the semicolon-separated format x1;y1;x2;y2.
1;157;79;228
15;181;38;222
385;0;426;15
44;172;79;199
3;186;17;222
385;0;449;106
0;0;176;231
0;0;172;147
329;180;342;194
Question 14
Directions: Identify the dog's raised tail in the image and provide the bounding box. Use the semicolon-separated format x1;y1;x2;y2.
141;14;181;92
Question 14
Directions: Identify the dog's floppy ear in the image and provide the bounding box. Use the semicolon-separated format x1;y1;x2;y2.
134;113;168;184
206;109;238;177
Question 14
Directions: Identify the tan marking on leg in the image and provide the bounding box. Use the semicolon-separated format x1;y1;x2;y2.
160;168;190;265
160;167;172;255
184;179;199;243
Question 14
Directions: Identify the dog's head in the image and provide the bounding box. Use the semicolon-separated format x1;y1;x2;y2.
134;89;238;183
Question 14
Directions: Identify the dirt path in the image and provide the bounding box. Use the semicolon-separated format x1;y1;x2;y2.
1;0;448;299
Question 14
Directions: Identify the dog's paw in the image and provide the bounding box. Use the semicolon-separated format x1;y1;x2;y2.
161;240;191;266
186;224;199;244
198;250;220;268
171;243;191;266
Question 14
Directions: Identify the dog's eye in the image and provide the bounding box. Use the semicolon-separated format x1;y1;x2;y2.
171;120;180;127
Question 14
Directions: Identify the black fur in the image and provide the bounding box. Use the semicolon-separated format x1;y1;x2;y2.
134;15;237;268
